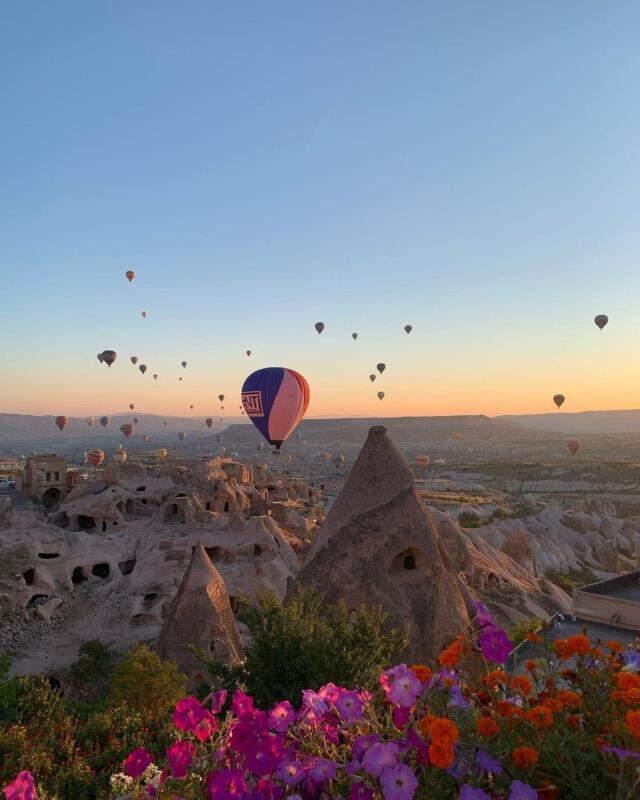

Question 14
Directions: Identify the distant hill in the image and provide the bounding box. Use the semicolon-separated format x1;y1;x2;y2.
498;409;640;435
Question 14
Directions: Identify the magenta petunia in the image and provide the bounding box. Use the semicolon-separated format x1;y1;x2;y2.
362;741;399;778
194;713;218;742
232;690;255;719
508;781;537;800
276;758;305;786
205;768;248;800
335;690;365;722
268;701;295;732
379;763;418;800
348;783;375;800
124;747;153;778
301;689;329;719
307;757;337;784
173;696;207;731
386;667;422;707
2;771;37;800
211;689;228;714
478;626;513;664
167;740;196;779
245;737;286;776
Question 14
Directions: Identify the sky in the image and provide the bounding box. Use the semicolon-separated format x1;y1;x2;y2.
1;1;639;419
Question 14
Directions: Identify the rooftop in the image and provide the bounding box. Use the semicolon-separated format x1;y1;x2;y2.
580;571;640;604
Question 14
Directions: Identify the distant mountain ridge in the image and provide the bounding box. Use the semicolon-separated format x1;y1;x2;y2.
498;409;640;434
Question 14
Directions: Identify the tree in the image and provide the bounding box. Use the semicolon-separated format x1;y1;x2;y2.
108;644;187;720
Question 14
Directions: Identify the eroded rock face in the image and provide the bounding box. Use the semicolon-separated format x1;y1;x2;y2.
299;426;470;662
159;543;243;680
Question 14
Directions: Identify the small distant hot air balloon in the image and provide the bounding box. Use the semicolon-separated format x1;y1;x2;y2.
189;405;194;410
314;322;325;334
553;394;565;408
404;325;413;334
120;424;133;437
113;450;128;465
97;352;104;364
131;356;138;365
181;361;187;368
333;454;345;468
377;363;386;374
594;314;608;331
369;374;376;382
377;391;385;400
129;404;135;411
139;364;147;374
218;394;225;402
133;416;138;424
125;269;135;282
178;431;186;441
55;416;68;431
352;332;358;340
246;350;252;356
100;416;109;427
87;449;105;468
205;418;213;429
179;377;183;381
153;374;158;380
141;310;147;318
101;350;117;367
155;448;167;459
86;417;94;427
242;367;310;449
567;440;580;456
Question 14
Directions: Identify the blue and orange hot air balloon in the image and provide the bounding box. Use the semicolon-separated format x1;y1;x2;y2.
241;367;310;449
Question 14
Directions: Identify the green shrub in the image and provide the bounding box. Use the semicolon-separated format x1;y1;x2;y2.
68;640;114;700
458;511;481;528
508;616;545;646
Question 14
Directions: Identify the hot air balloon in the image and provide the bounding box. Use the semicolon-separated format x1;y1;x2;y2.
553;394;565;408
155;448;168;459
181;361;187;368
178;432;186;441
377;391;385;400
369;374;376;382
189;405;194;410
404;324;413;334
241;367;310;449
218;394;225;402
87;449;105;468
415;455;430;467
125;269;135;282
139;364;147;374
113;450;128;465
333;454;345;468
97;352;104;364
594;314;608;331
101;350;117;367
131;356;138;365
567;440;580;456
314;322;325;334
129;404;135;411
352;332;358;340
133;416;138;424
153;374;158;380
55;416;68;431
246;350;252;356
86;417;94;427
141;310;147;318
120;424;133;438
376;363;386;374
179;377;183;382
100;416;109;427
205;418;213;429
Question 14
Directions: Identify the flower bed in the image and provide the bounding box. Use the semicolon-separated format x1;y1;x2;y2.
4;604;640;800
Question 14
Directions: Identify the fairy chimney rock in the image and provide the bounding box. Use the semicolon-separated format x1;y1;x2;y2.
299;425;469;662
159;542;243;678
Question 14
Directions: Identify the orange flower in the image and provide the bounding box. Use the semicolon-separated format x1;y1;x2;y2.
526;705;554;728
625;709;640;740
566;714;582;729
554;634;591;660
410;664;433;683
510;675;533;695
525;659;538;672
496;700;517;719
526;631;543;643
606;640;623;653
428;742;455;769
439;637;465;668
483;669;508;688
555;690;582;709
477;717;500;737
426;716;459;746
616;672;640;692
611;687;640;706
512;746;539;769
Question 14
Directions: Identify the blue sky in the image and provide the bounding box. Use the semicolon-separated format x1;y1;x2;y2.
1;2;639;417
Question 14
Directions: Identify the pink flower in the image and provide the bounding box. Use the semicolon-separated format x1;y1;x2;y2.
205;768;248;800
478;627;513;664
231;690;255;719
2;771;37;800
379;764;418;800
124;747;153;778
268;701;295;732
194;713;218;741
173;696;207;731
211;689;228;714
335;690;365;722
387;667;422;707
167;740;196;779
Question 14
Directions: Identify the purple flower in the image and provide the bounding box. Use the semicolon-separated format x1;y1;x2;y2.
602;746;640;760
124;747;153;778
622;651;640;672
348;784;374;800
307;757;337;784
362;742;399;778
268;701;295;732
205;768;248;800
392;706;411;730
460;787;491;800
478;626;513;663
379;764;418;800
276;759;305;786
387;666;422;707
336;690;365;722
476;749;503;775
509;781;537;800
245;737;286;776
301;689;329;716
167;740;195;779
211;689;228;714
448;684;471;710
2;772;37;800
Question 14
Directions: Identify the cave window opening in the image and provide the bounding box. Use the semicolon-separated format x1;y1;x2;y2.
404;554;416;570
91;563;110;579
72;567;88;585
23;568;35;585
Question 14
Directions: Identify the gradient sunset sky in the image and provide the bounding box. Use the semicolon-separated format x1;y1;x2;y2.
2;2;639;419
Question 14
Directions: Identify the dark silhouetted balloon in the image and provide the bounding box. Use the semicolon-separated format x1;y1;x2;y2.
101;350;117;367
376;363;386;374
87;449;105;468
131;356;138;365
352;332;358;340
133;416;138;424
139;364;147;374
314;322;325;334
567;440;580;455
553;394;565;408
369;374;376;382
404;324;413;334
377;391;385;400
594;314;608;330
153;374;158;380
141;310;147;318
125;269;135;282
205;418;213;429
129;404;134;411
246;350;252;356
100;416;109;427
241;368;310;449
120;424;133;437
55;416;68;431
178;431;186;441
218;394;225;402
181;361;187;368
97;353;104;363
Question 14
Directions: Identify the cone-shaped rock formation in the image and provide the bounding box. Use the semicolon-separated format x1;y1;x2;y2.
159;542;243;679
299;425;470;662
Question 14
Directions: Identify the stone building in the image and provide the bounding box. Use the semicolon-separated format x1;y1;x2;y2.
22;455;70;508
